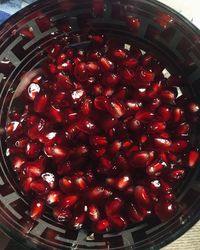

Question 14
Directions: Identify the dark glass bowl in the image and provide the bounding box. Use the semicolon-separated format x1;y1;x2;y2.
0;0;200;249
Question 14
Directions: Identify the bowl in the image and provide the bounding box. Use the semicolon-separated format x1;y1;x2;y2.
0;0;200;249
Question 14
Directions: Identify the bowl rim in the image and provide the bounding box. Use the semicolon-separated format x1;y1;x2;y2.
0;0;200;249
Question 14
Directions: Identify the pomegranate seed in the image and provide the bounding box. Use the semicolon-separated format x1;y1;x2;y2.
48;105;63;123
21;176;34;193
81;98;92;115
176;122;190;136
105;197;123;216
170;140;188;153
73;176;87;190
126;100;143;111
187;101;200;113
59;176;73;193
112;49;127;60
88;204;100;222
59;195;78;208
106;100;126;118
108;140;122;154
41;172;55;189
135;109;154;123
53;207;72;222
34;94;48;113
89;34;105;45
148;121;166;134
127;16;140;30
138;68;155;83
104;72;120;86
157;105;171;121
122;57;138;68
56;72;73;89
23;157;45;177
74;62;88;82
26;141;41;158
77;118;96;134
171;107;183;123
6;121;23;137
30;179;49;195
57;60;73;72
90;135;108;147
69;212;86;230
99;57;114;72
87;186;112;200
146;161;164;176
86;61;100;75
109;215;127;231
188;150;199;168
155;200;178;221
134;185;151;207
154;138;172;151
11;155;26;172
27;83;40;100
46;191;62;205
15;137;28;148
129;151;150;167
94;96;108;110
115;174;131;190
169;169;185;180
127;203;145;222
30;199;45;220
93;219;109;233
160;90;175;103
44;145;70;159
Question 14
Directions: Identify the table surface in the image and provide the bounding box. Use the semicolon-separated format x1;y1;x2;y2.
0;0;200;249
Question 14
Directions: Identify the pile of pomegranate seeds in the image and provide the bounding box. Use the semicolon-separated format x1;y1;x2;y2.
6;34;200;233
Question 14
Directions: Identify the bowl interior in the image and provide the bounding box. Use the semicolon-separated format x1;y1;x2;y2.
0;0;200;249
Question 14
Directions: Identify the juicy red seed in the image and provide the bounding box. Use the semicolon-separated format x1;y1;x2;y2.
45;145;70;159
120;68;135;82
6;121;23;136
105;197;123;216
169;169;185;180
126;100;142;111
170;140;188;153
135;110;154;122
146;161;164;176
134;186;151;208
115;174;131;190
56;72;73;89
171;107;183;123
127;16;141;30
154;138;172;151
88;204;100;222
59;195;78;208
11;155;26;172
59;177;73;193
122;57;138;68
57;60;73;72
148;121;166;133
9;110;21;121
104;73;120;86
99;57;114;72
160;179;173;193
187;102;200;113
176;122;190;136
30;199;45;220
109;215;127;231
69;212;86;230
106;100;126;118
81;98;92;115
30;179;49;195
24;157;45;177
87;186;112;200
157;106;171;121
27;83;40;100
46;191;62;205
53;207;72;222
93;219;110;233
90;135;108;147
89;34;105;45
160;90;175;103
129;151;150;167
138;68;155;82
26;141;41;158
57;161;72;176
48;105;63;123
21;177;34;193
77;118;96;134
94;96;108;110
15;137;28;148
155;200;178;221
108;140;122;154
86;61;100;75
127;203;145;222
112;49;127;60
188;150;199;167
41;172;55;189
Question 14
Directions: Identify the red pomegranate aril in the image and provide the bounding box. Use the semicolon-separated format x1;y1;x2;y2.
146;161;164;176
102;87;114;97
127;203;145;222
115;174;131;190
112;49;127;60
188;150;199;167
122;57;138;68
176;122;190;136
90;135;108;147
11;155;26;172
105;197;123;216
59;176;73;193
15;137;28;148
86;61;100;75
74;62;88;82
126;100;143;112
30;179;49;195
53;207;72;222
59;195;78;208
41;172;56;189
48;105;63;123
155;200;178;221
130;151;150;167
157;106;171;121
99;57;114;72
147;98;161;111
93;219;110;233
108;140;122;154
170;140;188;153
87;186;112;200
81;98;92;115
134;185;151;207
46;191;62;205
104;73;120;86
138;68;155;83
109;215;127;231
9;110;21;121
127;16;140;30
148;121;166;134
154;138;172;151
171;107;183;123
160;178;173;194
45;145;70;159
106;100;126;118
135;109;154;123
56;72;73;89
121;68;135;82
6;121;23;137
169;169;185;180
76;118;97;134
21;176;34;193
27;83;40;100
89;34;105;45
26;141;41;158
30;199;45;220
24;157;45;177
160;90;175;103
69;212;86;230
74;176;87;190
88;204;100;222
187;101;200;113
57;60;73;73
